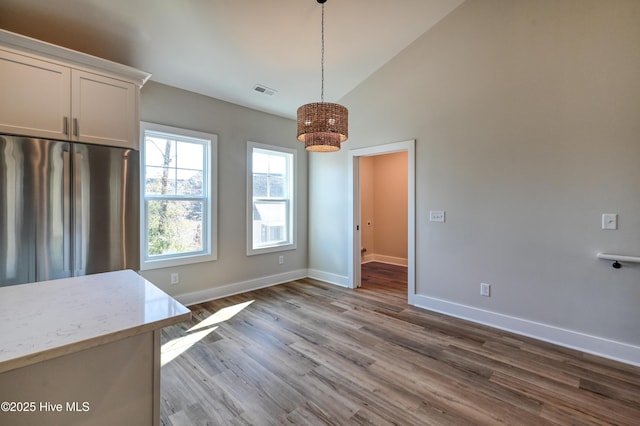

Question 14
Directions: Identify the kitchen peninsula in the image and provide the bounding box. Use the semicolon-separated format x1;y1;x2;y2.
0;270;190;425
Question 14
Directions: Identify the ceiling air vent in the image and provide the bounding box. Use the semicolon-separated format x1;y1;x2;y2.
253;84;277;96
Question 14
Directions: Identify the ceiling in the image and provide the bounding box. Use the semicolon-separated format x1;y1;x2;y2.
0;0;464;119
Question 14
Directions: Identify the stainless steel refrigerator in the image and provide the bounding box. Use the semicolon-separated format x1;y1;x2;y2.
0;135;139;286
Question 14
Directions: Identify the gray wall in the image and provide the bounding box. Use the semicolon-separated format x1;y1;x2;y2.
309;0;640;350
139;81;307;297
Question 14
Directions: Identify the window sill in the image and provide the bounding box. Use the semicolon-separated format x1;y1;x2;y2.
139;252;217;271
246;243;297;257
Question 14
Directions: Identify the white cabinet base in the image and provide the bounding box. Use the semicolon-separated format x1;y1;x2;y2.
0;330;161;426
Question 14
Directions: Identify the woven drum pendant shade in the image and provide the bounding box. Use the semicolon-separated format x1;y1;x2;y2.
297;0;349;152
297;102;348;152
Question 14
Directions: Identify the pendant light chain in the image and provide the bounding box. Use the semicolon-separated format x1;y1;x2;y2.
320;3;325;103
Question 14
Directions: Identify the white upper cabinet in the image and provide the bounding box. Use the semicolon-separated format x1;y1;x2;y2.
0;30;150;150
72;70;136;147
0;50;71;140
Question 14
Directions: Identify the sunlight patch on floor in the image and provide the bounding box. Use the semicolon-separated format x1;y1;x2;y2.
188;300;254;332
161;300;254;366
161;326;218;366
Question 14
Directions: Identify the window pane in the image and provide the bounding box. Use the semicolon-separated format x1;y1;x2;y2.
268;154;286;175
268;175;285;198
253;152;269;174
145;137;206;197
145;137;175;167
177;169;203;195
252;200;287;247
176;141;203;169
253;174;268;197
145;166;176;196
147;200;204;256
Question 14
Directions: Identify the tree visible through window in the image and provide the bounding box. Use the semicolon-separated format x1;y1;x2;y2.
247;142;296;255
140;122;217;269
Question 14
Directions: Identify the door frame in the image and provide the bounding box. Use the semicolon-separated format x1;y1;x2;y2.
347;140;415;302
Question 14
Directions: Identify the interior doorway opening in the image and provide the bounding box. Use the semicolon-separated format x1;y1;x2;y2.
347;140;415;303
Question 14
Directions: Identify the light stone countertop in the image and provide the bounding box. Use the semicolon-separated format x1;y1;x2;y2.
0;270;191;374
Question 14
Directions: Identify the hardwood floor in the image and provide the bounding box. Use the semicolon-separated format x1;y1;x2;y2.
160;262;640;425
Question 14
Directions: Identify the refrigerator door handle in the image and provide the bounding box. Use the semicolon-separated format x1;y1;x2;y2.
73;149;85;275
63;148;72;273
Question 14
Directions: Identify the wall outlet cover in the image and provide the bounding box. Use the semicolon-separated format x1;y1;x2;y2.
602;213;617;230
480;282;490;297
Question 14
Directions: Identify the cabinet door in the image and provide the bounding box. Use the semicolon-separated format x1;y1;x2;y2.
0;49;71;140
72;70;136;149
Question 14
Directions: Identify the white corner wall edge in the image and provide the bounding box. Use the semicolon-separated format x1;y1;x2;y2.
175;269;308;306
412;294;640;367
307;269;350;288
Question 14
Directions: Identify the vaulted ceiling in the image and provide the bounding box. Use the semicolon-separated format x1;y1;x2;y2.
0;0;464;118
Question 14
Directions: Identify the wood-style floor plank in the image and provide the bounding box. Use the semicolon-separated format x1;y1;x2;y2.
160;262;640;425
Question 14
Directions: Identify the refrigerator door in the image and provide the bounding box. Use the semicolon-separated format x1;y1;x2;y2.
0;136;71;286
73;143;139;276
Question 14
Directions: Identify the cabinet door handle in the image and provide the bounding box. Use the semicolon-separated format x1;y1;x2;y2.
73;118;79;137
63;117;69;136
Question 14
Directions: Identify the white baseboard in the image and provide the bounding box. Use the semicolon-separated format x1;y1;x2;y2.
362;254;408;267
412;294;640;367
307;269;350;288
175;269;308;306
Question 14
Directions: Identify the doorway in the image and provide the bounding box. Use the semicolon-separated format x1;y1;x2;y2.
347;140;415;303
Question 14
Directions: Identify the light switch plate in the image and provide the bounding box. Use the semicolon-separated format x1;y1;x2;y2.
602;213;617;230
430;210;445;222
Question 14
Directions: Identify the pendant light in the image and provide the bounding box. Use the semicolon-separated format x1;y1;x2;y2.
297;0;348;152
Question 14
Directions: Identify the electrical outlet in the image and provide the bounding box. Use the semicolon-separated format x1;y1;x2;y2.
602;213;617;230
170;272;180;285
278;255;284;265
480;282;490;297
430;210;445;222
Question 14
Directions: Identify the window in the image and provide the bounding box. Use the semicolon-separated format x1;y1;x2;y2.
247;142;296;255
140;122;217;270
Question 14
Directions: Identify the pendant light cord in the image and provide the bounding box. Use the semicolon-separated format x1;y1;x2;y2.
321;2;325;103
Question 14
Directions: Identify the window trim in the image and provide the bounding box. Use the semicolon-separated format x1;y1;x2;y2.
246;141;297;256
140;121;218;270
